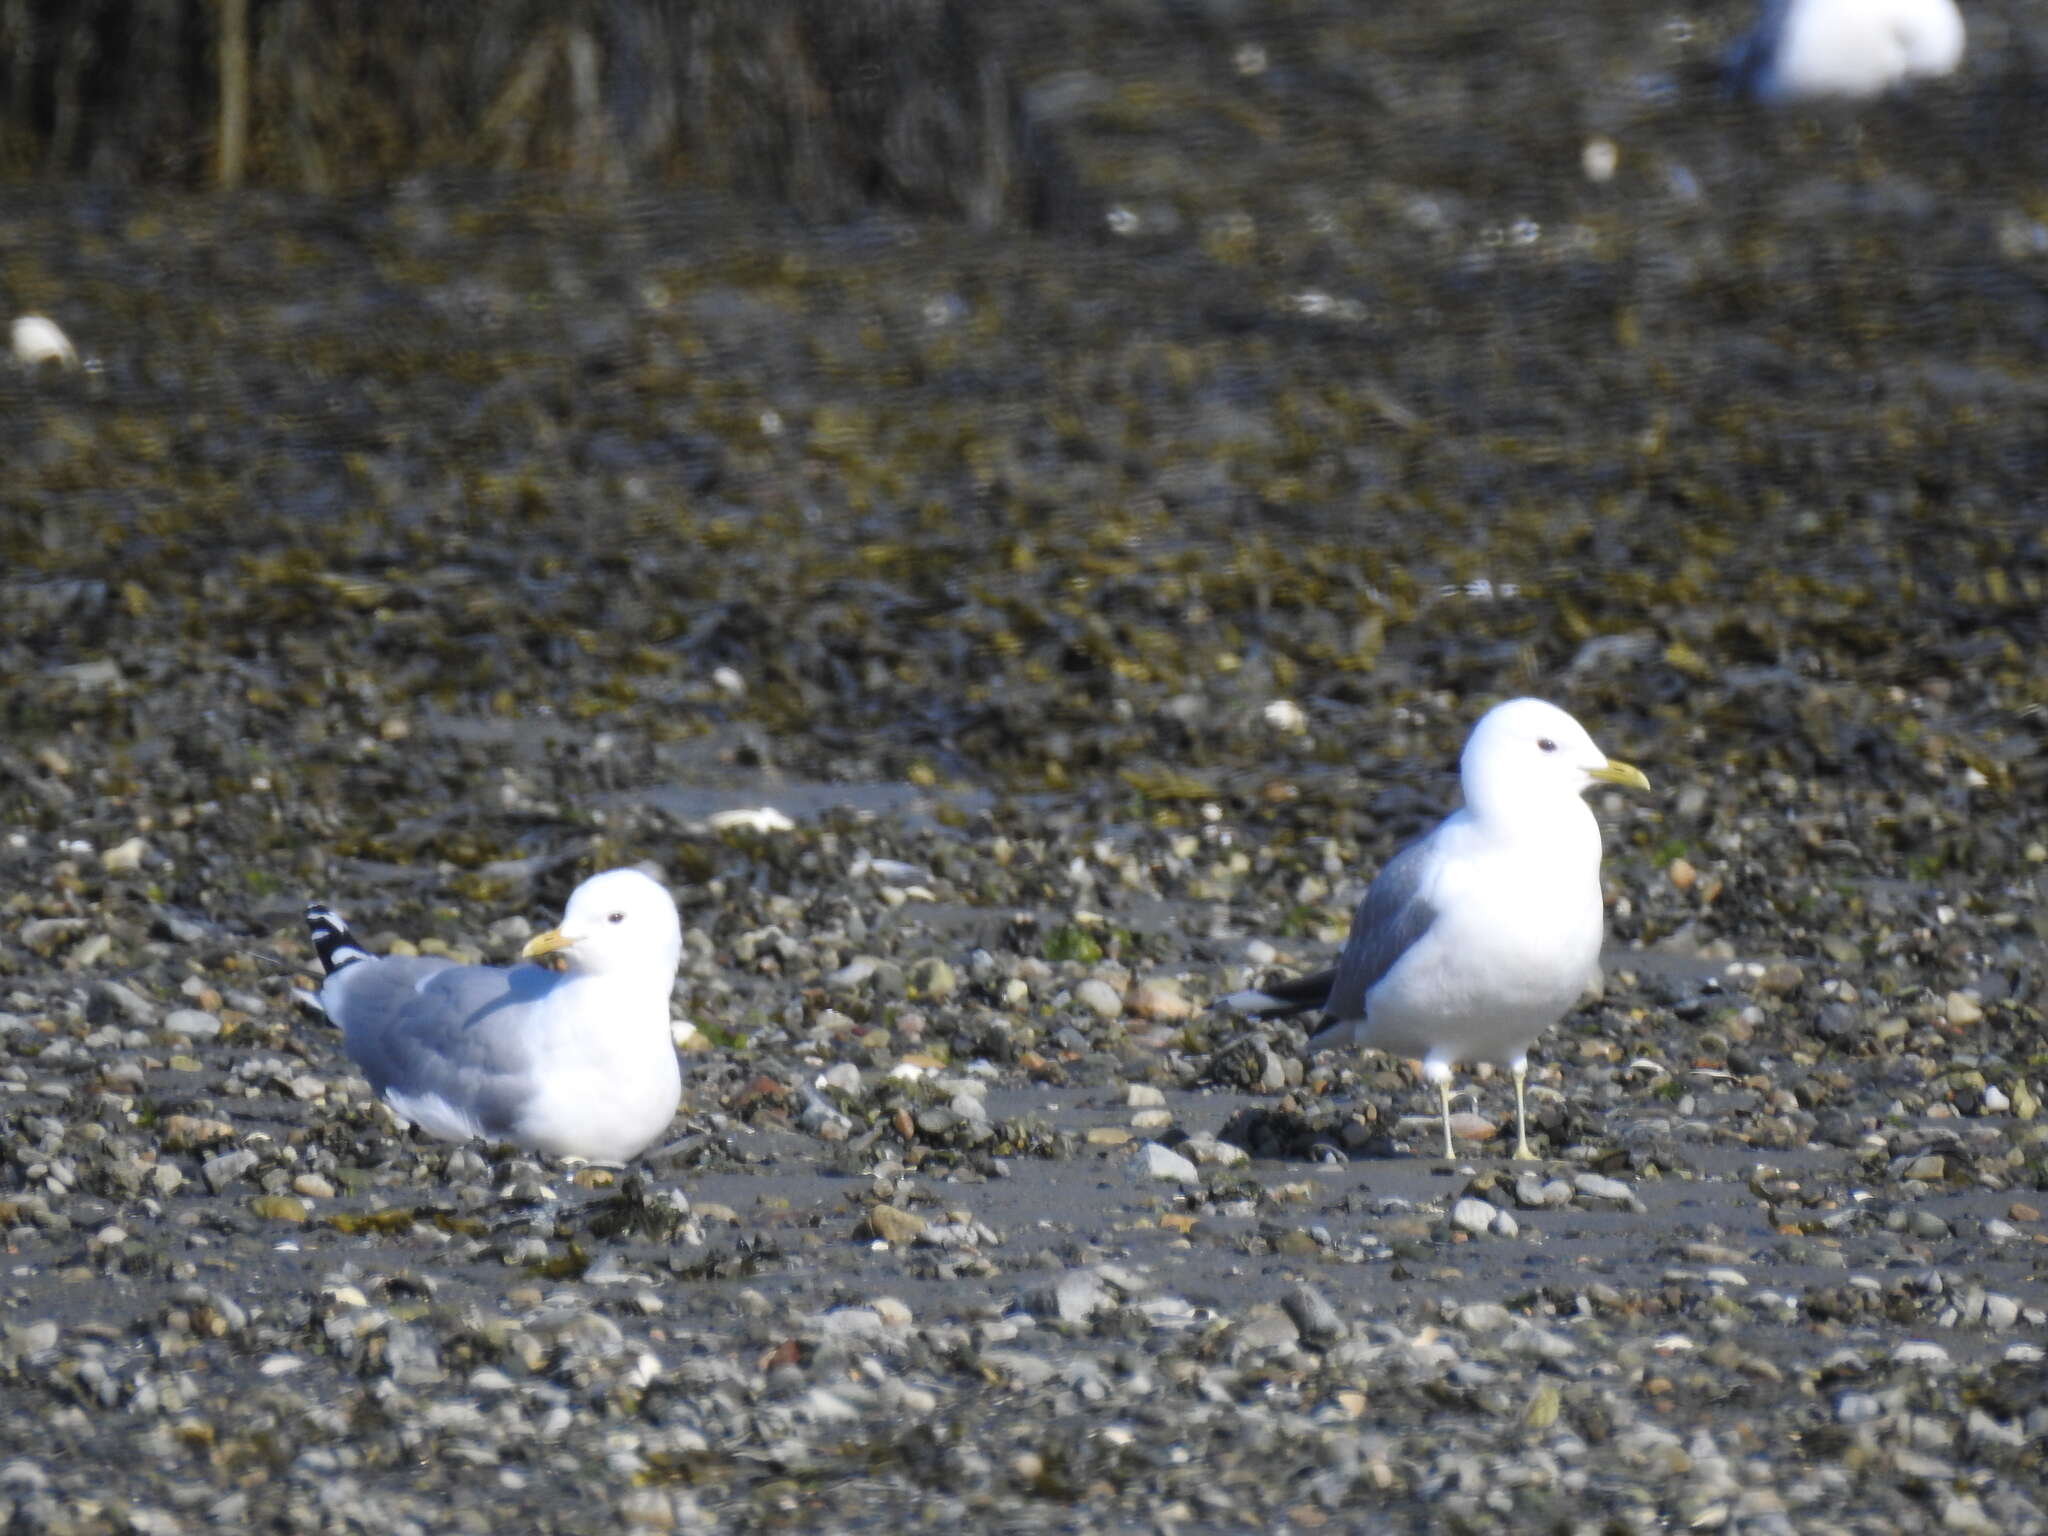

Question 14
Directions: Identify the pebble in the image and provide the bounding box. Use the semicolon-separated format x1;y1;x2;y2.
1450;1197;1499;1236
1129;1143;1199;1186
1281;1282;1344;1345
865;1205;925;1244
1127;978;1192;1021
1572;1173;1644;1211
163;1008;223;1039
1074;979;1123;1019
99;836;149;873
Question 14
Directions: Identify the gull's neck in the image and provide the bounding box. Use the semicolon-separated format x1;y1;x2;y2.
1459;782;1599;852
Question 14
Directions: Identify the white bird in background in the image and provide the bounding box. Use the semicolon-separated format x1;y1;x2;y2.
1219;699;1650;1161
10;315;78;369
305;868;685;1162
1727;0;1965;103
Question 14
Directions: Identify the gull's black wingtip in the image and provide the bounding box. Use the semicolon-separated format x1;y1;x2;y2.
1213;966;1336;1018
305;902;372;975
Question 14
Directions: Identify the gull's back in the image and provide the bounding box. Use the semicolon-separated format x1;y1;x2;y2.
321;956;561;1143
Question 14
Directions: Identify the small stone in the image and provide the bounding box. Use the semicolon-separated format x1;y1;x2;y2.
1074;979;1123;1019
1943;992;1984;1028
864;1205;925;1245
907;957;956;1001
94;980;157;1024
1130;1109;1172;1132
1447;1110;1496;1143
1457;1302;1513;1332
1980;1084;2010;1115
1127;978;1192;1021
248;1195;308;1224
163;1009;222;1039
2008;1202;2040;1223
1667;857;1696;892
1085;1127;1132;1147
292;1174;335;1200
1523;1382;1561;1429
1233;1305;1300;1352
1048;1269;1111;1324
1835;1391;1882;1425
1573;1173;1640;1209
1125;1084;1166;1108
1756;961;1803;996
1281;1282;1344;1345
1892;1341;1951;1368
1982;1294;2020;1331
817;1062;863;1097
1130;1142;1199;1186
1514;1174;1574;1209
100;837;149;873
1179;1133;1249;1167
1450;1197;1499;1235
202;1150;260;1193
160;1115;235;1149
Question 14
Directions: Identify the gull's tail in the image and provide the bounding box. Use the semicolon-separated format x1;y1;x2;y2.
1215;966;1335;1018
305;902;373;976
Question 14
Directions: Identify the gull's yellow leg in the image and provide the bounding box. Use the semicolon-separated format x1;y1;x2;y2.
1512;1060;1537;1161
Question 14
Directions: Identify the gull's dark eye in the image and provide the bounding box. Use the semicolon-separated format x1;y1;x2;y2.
1537;738;1557;753
608;911;626;924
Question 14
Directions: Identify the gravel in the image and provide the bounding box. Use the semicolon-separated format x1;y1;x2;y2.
3;0;2048;1529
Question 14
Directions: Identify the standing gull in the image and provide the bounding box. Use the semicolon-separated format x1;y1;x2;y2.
1221;699;1649;1160
304;868;685;1162
1726;0;1964;102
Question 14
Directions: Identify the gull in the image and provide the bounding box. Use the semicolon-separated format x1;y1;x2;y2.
11;316;77;369
1219;698;1649;1160
1727;0;1964;103
304;868;684;1162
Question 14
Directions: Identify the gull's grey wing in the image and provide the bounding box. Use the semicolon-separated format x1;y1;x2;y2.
1723;0;1790;97
1314;836;1440;1028
321;957;560;1141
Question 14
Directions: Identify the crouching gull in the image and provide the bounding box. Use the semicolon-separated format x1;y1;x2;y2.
1220;698;1649;1160
304;868;684;1162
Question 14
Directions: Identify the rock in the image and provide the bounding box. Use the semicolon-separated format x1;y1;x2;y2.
1074;979;1123;1019
100;836;149;873
1944;992;1984;1028
1127;978;1192;1021
1179;1133;1249;1167
1514;1174;1574;1209
1281;1282;1344;1344
817;1062;863;1097
202;1150;260;1193
864;1205;925;1244
94;980;157;1025
163;1009;223;1039
1573;1173;1642;1211
1450;1197;1499;1235
1124;1083;1166;1108
248;1195;308;1224
1233;1305;1300;1352
1457;1302;1514;1333
1129;1142;1199;1186
1045;1269;1112;1324
907;957;956;1000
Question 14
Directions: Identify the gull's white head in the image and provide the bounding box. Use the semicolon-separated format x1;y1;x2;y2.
519;868;682;978
1459;698;1649;826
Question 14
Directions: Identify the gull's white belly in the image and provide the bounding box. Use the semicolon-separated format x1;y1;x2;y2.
1362;846;1603;1068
